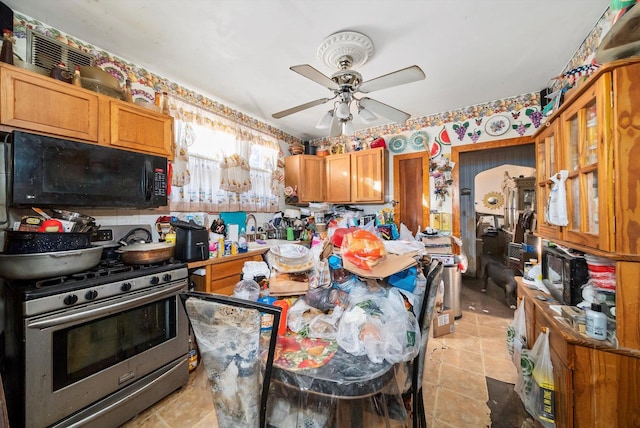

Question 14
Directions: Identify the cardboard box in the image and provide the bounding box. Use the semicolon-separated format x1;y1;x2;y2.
432;309;455;337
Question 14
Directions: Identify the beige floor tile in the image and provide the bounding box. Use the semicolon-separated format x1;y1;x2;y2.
480;337;513;362
438;364;489;401
442;331;483;354
484;355;519;384
439;346;485;375
453;316;480;336
433;388;491;427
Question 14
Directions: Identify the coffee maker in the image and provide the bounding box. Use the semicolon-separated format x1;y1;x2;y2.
172;220;209;262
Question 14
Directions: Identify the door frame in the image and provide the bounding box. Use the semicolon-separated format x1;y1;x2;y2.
451;136;535;246
393;151;430;233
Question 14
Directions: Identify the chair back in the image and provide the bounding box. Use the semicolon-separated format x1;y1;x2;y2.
410;259;444;428
181;292;281;428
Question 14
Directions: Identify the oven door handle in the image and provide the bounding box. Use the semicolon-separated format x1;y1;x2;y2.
27;282;186;329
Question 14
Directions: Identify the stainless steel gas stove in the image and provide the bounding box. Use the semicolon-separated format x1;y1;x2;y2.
2;225;190;428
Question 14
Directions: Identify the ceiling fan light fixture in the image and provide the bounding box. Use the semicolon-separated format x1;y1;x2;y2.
316;110;333;129
358;105;377;123
342;119;354;136
335;101;351;119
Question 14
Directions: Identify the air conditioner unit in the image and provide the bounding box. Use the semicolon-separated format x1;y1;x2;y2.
26;28;94;74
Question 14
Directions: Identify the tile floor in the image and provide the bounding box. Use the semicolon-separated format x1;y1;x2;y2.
121;276;521;428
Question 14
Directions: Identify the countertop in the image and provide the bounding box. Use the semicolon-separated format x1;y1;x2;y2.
186;239;298;269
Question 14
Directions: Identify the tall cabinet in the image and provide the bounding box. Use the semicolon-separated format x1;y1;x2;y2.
530;58;640;427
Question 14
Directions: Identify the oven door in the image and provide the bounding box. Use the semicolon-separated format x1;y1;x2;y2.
23;281;188;428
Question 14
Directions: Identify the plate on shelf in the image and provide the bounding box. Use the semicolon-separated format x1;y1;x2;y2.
388;135;408;153
484;114;510;136
409;131;429;149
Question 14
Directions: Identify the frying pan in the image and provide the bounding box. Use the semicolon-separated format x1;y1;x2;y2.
117;242;175;265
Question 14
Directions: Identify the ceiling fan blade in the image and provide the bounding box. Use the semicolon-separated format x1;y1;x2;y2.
359;97;411;124
290;64;340;90
329;113;342;138
272;98;331;119
358;65;426;94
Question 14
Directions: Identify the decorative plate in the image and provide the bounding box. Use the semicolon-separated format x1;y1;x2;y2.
409;131;429;150
388;135;408;153
485;114;510;137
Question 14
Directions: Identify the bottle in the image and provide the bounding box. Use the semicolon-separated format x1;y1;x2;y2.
154;91;161;107
238;227;248;253
123;79;133;102
217;236;224;258
0;29;13;65
72;65;82;86
162;91;170;114
585;303;607;340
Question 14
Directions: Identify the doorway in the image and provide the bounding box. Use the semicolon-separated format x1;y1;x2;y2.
393;152;430;235
451;137;535;277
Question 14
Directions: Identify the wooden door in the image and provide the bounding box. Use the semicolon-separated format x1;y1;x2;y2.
325;153;351;203
393;152;429;235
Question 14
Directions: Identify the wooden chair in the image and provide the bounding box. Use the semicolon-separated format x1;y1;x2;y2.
181;292;281;428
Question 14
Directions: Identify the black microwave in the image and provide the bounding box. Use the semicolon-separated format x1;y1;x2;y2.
9;131;168;208
541;245;589;305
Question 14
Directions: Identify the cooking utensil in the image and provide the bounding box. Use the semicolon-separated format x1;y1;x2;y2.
32;207;51;219
50;209;98;233
117;242;175;265
78;66;120;90
4;230;93;254
0;245;103;280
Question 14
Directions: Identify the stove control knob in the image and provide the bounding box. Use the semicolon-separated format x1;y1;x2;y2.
85;290;98;300
162;273;172;282
121;282;132;292
63;294;78;306
150;276;160;285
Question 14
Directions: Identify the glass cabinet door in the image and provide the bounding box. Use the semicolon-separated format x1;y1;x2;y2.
535;120;561;239
560;74;611;250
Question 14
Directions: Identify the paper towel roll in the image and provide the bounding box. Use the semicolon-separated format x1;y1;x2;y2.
228;224;239;242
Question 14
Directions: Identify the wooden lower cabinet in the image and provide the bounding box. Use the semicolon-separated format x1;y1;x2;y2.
518;280;640;427
189;250;266;295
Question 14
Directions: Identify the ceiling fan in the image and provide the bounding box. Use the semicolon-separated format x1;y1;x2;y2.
272;31;426;138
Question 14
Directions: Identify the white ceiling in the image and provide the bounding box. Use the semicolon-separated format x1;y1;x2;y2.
7;0;610;140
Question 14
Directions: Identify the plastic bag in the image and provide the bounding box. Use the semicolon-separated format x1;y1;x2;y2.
546;170;568;226
286;297;344;340
340;229;386;271
336;285;420;364
530;329;555;427
507;298;527;367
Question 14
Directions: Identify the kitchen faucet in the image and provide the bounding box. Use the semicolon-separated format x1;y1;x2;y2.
245;214;257;242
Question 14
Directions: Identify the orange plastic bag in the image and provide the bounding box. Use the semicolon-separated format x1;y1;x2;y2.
340;229;386;271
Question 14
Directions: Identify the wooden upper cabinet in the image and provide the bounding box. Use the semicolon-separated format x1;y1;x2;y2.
0;64;174;159
284;155;325;203
351;147;385;203
325;153;352;203
107;100;173;159
0;65;99;141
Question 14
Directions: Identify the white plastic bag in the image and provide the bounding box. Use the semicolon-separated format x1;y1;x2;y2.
336;285;420;364
530;329;555;427
546;170;568;226
506;298;527;367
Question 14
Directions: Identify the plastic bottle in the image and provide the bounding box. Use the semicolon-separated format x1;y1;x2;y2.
217;236;224;258
585;303;607;340
238;227;248;253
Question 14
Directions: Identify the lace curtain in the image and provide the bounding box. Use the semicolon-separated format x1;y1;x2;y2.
167;97;282;213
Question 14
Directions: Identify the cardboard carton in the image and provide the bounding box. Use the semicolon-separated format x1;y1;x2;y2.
432;308;455;337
